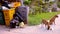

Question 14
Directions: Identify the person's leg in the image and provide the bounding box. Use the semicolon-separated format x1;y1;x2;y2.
10;22;16;28
10;20;16;28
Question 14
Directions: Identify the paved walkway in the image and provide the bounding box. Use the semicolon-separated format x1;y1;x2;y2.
0;14;60;34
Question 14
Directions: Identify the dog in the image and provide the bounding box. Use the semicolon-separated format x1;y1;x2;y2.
42;19;49;26
41;15;58;30
49;15;58;25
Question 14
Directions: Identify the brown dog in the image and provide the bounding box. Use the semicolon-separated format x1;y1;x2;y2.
42;15;58;30
42;19;49;26
49;15;58;25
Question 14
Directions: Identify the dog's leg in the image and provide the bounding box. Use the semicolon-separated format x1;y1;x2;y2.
50;25;54;30
54;21;56;25
47;25;50;30
41;23;45;28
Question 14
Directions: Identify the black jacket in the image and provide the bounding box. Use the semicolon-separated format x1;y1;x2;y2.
0;0;10;9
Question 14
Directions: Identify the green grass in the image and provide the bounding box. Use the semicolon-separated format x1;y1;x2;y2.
28;12;60;26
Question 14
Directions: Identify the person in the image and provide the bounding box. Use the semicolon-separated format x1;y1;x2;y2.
0;0;10;9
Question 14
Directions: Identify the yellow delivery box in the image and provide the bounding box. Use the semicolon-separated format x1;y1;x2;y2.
3;8;15;26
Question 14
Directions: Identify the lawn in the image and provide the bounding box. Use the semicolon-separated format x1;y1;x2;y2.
28;12;60;26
